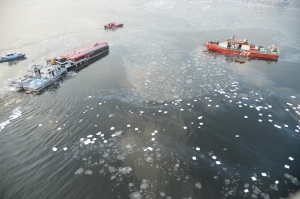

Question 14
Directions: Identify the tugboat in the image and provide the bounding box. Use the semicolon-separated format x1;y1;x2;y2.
9;63;67;93
9;41;109;94
104;22;123;29
205;36;279;60
0;52;26;62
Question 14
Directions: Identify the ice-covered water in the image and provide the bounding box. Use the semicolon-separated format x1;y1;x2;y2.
0;0;300;198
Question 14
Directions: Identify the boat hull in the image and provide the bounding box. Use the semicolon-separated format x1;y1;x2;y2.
104;24;123;29
205;42;279;60
0;54;26;62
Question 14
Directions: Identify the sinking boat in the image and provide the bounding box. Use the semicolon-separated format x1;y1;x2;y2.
104;22;123;29
205;36;279;60
0;52;26;62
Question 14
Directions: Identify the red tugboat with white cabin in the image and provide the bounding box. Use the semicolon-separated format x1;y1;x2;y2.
104;22;123;29
205;35;279;60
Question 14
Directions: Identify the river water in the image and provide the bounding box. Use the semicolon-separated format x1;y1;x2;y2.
0;0;300;198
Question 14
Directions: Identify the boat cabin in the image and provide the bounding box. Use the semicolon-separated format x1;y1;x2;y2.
40;66;61;79
28;64;43;77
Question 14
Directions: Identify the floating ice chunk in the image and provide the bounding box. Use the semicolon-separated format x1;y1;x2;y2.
38;124;42;127
99;103;102;105
129;191;142;199
85;170;92;175
216;105;219;107
154;130;158;133
194;99;197;102
275;180;279;184
151;133;155;136
187;103;190;106
208;104;211;107
183;126;187;129
57;127;61;130
147;147;153;151
63;147;67;151
259;113;263;116
244;116;248;118
75;168;84;175
268;115;272;117
258;119;262;122
269;119;273;122
284;124;288;127
274;124;281;129
285;109;289;111
244;189;249;193
192;156;197;160
110;127;115;130
52;147;57;151
200;123;203;125
127;124;131;127
236;135;239;137
151;138;155;141
251;177;257;181
289;157;294;161
96;132;101;135
87;135;93;138
180;109;184;111
80;138;84;141
212;156;217;159
291;96;296;98
198;116;203;119
103;140;107;143
88;96;91;98
79;119;82;122
164;111;168;114
135;128;138;131
284;173;300;186
196;147;200;151
115;130;123;136
111;134;115;137
285;165;290;169
158;110;162;112
195;182;202;189
261;173;267;177
216;161;220;165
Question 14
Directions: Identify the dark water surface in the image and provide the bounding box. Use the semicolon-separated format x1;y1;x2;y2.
0;0;300;198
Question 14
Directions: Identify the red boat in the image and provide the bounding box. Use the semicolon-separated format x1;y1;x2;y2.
104;22;123;29
205;36;279;60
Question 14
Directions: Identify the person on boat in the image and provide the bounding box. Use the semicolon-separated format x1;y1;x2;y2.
216;39;219;45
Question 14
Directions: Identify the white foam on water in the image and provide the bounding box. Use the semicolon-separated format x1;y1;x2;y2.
0;106;22;131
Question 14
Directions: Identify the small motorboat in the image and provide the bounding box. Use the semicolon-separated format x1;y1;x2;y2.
104;22;123;29
0;52;26;62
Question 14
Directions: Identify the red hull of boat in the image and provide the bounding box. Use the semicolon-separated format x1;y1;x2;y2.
205;42;279;60
104;24;123;29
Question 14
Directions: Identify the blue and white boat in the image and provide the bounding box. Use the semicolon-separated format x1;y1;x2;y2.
0;52;26;62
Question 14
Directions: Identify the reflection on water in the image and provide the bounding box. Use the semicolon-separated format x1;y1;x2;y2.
0;0;300;198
